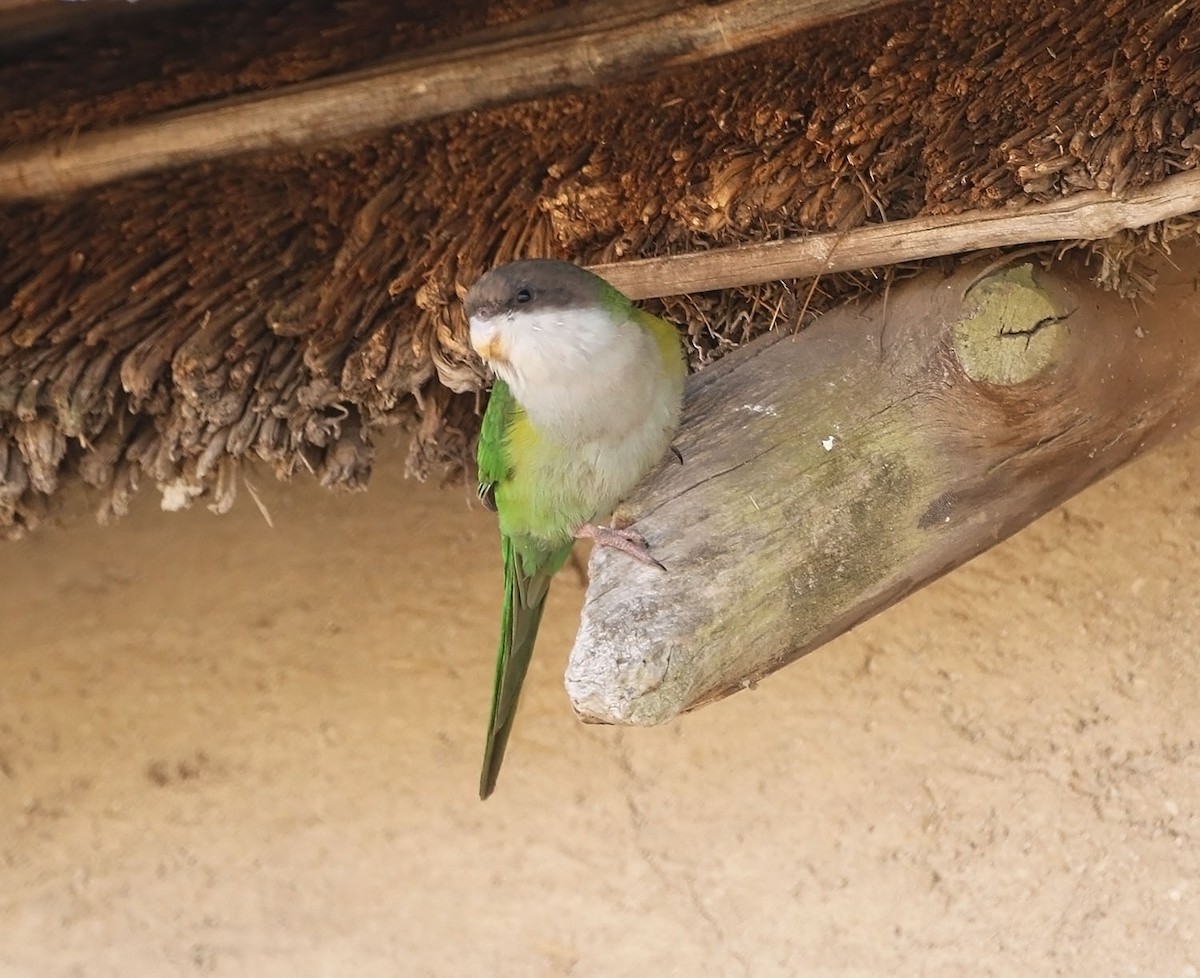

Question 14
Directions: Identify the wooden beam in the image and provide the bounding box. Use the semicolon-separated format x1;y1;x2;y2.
592;168;1200;299
0;0;908;200
565;243;1200;725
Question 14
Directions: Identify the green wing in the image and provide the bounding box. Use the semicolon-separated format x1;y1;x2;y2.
476;378;515;512
476;379;572;798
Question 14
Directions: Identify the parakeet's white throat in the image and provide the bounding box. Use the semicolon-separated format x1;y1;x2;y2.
470;304;669;443
465;258;685;536
466;260;678;447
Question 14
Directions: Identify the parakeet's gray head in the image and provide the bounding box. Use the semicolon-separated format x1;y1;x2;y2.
466;257;683;448
465;259;629;384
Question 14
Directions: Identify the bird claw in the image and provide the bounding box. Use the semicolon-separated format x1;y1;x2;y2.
574;523;665;570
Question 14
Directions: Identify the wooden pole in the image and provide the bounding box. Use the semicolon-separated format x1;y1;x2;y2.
0;0;906;200
565;243;1200;724
591;168;1200;298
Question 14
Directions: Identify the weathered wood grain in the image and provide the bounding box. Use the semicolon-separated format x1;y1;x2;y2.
566;245;1200;724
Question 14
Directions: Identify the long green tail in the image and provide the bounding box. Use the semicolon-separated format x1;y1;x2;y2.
480;535;571;799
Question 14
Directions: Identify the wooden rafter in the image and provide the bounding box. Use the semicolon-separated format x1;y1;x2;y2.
593;169;1200;298
0;0;909;201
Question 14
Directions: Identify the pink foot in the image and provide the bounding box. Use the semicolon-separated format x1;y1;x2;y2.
574;523;665;570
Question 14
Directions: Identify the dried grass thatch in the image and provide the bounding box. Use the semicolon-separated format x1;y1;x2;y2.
2;0;1199;535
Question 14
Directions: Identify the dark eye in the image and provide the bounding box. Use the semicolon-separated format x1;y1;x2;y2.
515;285;533;304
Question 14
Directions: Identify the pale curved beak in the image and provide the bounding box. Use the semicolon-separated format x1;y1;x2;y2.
470;318;509;364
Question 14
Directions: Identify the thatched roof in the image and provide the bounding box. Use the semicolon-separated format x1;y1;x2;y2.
1;0;1198;535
